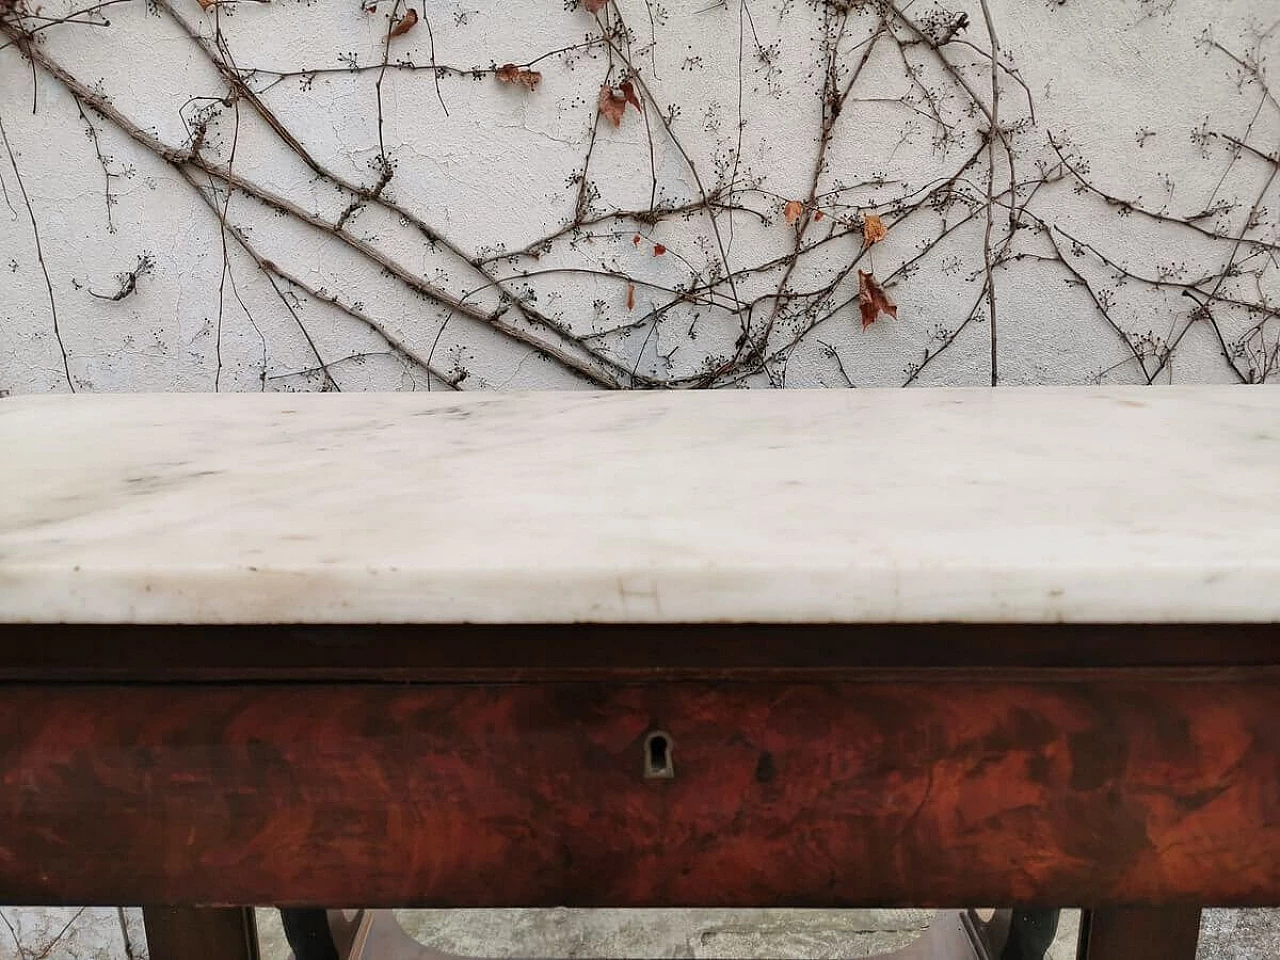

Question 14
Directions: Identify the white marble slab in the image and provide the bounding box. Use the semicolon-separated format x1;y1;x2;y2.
2;386;1278;624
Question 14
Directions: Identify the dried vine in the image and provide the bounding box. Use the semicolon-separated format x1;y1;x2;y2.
1;0;1277;391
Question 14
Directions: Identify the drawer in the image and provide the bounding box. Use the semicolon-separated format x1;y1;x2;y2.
2;677;1278;907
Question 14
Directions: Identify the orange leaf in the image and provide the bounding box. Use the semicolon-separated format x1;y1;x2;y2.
857;270;897;329
862;212;887;247
389;7;417;37
584;0;607;11
653;243;666;256
598;85;627;127
783;200;804;226
496;63;542;90
626;283;636;311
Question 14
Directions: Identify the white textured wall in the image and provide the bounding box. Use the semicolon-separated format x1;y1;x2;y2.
2;0;1278;392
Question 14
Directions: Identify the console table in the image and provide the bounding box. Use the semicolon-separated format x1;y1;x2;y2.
2;386;1278;960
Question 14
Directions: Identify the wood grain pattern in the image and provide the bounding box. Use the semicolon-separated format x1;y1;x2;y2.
3;677;1278;908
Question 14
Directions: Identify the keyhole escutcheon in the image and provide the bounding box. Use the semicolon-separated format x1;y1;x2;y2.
644;730;674;779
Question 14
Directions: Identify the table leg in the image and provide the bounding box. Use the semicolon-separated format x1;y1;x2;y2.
1076;907;1200;960
142;907;259;960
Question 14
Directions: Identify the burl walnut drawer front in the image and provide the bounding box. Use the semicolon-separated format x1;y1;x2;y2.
3;678;1277;908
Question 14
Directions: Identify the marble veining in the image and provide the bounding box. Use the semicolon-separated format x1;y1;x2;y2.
2;386;1278;624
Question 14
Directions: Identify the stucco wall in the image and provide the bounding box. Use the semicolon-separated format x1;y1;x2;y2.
2;0;1278;393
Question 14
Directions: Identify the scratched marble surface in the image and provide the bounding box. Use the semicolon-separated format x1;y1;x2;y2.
2;386;1279;624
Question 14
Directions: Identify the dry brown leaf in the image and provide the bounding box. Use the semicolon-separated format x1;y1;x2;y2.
598;85;627;127
783;200;804;226
857;270;897;329
626;282;636;311
620;79;642;113
653;243;666;256
632;234;642;247
813;209;825;221
862;212;887;247
584;0;608;11
389;6;417;37
196;0;216;10
496;63;542;90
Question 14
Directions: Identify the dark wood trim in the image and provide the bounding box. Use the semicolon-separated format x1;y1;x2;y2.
1;623;1278;681
141;908;259;960
1076;907;1201;960
5;675;1277;908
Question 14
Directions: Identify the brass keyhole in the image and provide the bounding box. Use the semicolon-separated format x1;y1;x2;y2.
644;730;674;779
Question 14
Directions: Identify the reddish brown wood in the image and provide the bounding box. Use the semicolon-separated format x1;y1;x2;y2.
1076;907;1201;960
141;907;259;960
1;623;1277;681
3;676;1277;908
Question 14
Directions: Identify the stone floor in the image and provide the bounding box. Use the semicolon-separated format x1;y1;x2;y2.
2;908;1277;960
252;909;1073;960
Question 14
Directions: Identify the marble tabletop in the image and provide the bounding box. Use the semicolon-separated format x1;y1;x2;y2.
2;386;1278;624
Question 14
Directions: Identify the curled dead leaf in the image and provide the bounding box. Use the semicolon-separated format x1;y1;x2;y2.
620;79;642;113
196;0;216;9
632;234;642;247
496;63;542;91
814;209;825;221
653;243;666;256
626;282;636;311
857;270;897;329
598;85;628;127
783;200;804;226
862;212;887;247
389;6;417;37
